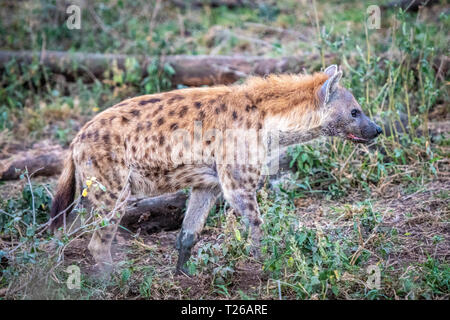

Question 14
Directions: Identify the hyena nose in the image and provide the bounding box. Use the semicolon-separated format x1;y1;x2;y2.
376;125;383;136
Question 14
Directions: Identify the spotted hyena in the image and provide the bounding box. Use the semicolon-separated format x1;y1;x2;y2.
50;65;382;275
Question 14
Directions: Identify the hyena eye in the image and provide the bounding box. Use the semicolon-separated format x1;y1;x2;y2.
351;109;359;118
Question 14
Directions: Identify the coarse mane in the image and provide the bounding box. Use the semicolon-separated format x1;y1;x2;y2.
239;72;329;116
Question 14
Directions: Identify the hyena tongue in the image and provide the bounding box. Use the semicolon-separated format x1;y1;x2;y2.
347;133;367;142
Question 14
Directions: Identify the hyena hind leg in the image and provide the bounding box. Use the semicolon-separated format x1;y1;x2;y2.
175;186;221;275
87;191;129;274
87;208;125;274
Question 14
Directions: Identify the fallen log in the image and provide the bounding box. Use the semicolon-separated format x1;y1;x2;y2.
0;50;337;87
122;191;188;233
0;142;66;180
382;0;440;11
170;0;253;9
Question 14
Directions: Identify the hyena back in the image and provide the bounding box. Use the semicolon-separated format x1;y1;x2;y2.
50;65;382;274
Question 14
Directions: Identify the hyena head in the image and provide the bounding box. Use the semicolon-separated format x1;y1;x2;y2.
318;65;382;143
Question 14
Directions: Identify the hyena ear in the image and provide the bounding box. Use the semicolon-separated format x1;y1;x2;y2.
323;65;338;77
319;68;343;106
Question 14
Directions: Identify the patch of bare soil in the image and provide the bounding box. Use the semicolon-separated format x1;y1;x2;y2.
294;177;450;267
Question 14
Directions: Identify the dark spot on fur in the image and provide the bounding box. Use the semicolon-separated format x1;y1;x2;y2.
104;233;114;239
153;105;163;116
130;109;140;117
248;203;255;211
194;101;202;109
146;121;152;130
170;123;179;131
197;110;205;120
169;110;175;116
159;135;165;146
100;119;106;125
251;217;261;226
121;116;129;124
93;131;99;141
132;146;137;153
139;98;161;106
232;111;238;120
221;103;227;112
102;133;110;144
179;106;188;118
168;95;184;104
157;117;165;126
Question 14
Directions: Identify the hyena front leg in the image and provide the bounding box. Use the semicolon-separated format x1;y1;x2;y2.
176;186;221;275
219;165;263;257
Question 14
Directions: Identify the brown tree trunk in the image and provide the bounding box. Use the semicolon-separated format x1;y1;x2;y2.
122;191;188;233
0;50;337;87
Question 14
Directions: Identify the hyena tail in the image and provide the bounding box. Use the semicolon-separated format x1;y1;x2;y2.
49;150;76;231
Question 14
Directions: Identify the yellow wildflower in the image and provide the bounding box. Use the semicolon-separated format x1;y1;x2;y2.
288;256;294;267
234;229;241;242
82;188;88;197
86;179;92;188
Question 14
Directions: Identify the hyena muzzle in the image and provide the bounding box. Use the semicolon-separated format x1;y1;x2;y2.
49;64;382;275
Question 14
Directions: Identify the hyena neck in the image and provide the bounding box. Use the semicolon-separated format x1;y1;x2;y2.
241;73;330;147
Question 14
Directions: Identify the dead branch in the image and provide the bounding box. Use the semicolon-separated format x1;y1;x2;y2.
382;0;440;11
170;0;254;9
0;142;66;180
121;191;188;233
0;50;337;87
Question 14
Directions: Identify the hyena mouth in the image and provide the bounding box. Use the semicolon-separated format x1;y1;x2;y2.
346;133;368;143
